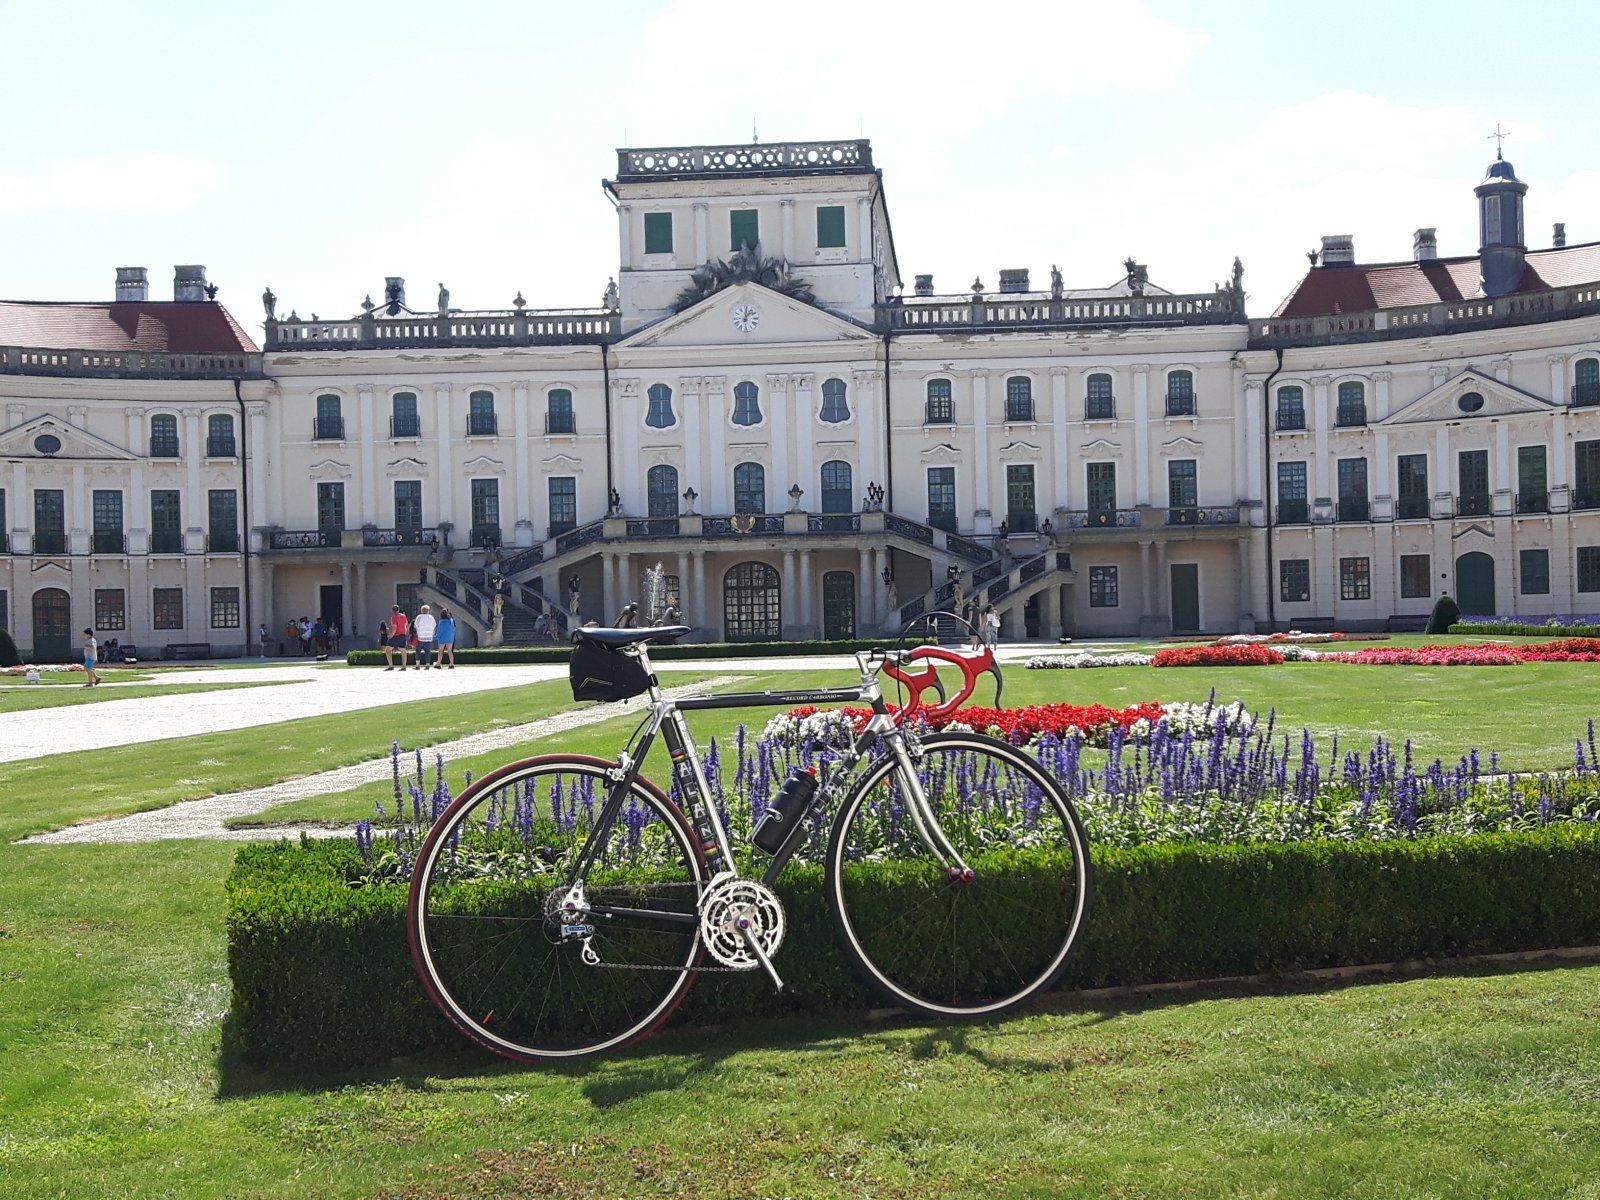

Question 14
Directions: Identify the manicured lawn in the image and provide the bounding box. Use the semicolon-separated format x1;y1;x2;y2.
0;668;152;686
0;679;274;713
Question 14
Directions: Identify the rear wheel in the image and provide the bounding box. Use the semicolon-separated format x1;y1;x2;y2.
407;755;706;1061
825;732;1091;1018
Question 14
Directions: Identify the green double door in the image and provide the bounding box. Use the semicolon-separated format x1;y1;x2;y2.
32;588;71;661
1170;563;1200;632
1455;552;1495;616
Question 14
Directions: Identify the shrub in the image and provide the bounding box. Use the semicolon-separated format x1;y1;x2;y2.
345;637;933;667
1426;594;1461;634
226;825;1600;1072
1452;621;1600;638
0;628;19;668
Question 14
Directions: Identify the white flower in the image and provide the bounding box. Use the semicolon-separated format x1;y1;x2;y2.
1161;699;1256;736
1025;652;1153;669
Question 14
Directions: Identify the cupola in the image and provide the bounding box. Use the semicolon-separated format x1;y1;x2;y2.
1475;152;1528;296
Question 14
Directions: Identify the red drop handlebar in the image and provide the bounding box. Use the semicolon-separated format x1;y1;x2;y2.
882;644;1004;723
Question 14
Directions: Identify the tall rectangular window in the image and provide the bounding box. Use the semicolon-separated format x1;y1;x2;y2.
34;488;65;554
1520;548;1550;595
316;482;344;535
94;588;126;630
1576;440;1600;509
925;379;954;424
394;480;422;531
471;478;502;546
314;393;343;440
1168;459;1198;509
816;205;846;248
926;467;956;532
210;586;241;628
150;490;181;554
153;587;184;629
1279;559;1310;603
729;209;759;252
0;589;7;631
208;490;238;553
92;489;124;554
1088;565;1119;607
1457;449;1490;515
1517;446;1548;512
643;211;674;254
1004;376;1034;422
390;391;420;438
1337;458;1369;521
1005;465;1036;532
1275;385;1305;431
1397;454;1429;519
1085;373;1114;420
1400;554;1431;599
1086;462;1117;514
1336;381;1367;427
1276;461;1307;523
467;390;497;436
1580;546;1600;593
547;477;576;535
1339;556;1372;600
0;488;7;553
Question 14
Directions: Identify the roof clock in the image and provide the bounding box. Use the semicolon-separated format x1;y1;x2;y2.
730;302;761;333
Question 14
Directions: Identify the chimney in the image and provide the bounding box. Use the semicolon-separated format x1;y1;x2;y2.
1413;228;1437;262
1319;235;1355;267
998;268;1030;294
115;267;148;302
1554;222;1567;248
173;265;208;302
914;273;934;296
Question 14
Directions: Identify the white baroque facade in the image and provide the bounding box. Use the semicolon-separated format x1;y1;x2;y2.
3;141;1598;658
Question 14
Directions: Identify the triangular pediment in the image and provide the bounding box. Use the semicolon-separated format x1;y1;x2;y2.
619;282;875;350
1380;370;1556;426
0;413;137;462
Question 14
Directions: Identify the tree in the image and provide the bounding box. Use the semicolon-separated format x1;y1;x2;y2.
1425;593;1460;634
672;244;817;312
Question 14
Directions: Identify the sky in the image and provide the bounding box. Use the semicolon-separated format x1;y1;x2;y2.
3;0;1599;334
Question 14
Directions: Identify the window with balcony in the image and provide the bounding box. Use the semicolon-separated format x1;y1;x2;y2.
1457;449;1491;515
92;489;123;554
647;465;678;518
394;480;422;531
821;460;852;514
732;381;762;426
730;209;759;252
1168;459;1198;513
1339;556;1371;600
1165;370;1195;417
820;377;849;423
467;390;497;436
1086;461;1117;517
470;478;501;546
149;413;180;457
314;394;343;440
210;587;240;629
926;467;956;532
1577;440;1600;510
1397;454;1429;519
1005;376;1034;422
646;383;675;429
925;378;954;424
1336;381;1367;427
153;587;184;630
1520;548;1550;595
1275;385;1306;430
391;392;420;438
1574;358;1600;407
1006;464;1036;531
547;477;576;535
1088;565;1118;607
1279;559;1310;603
1517;445;1549;512
643;211;673;255
1276;461;1307;523
207;490;238;553
546;389;575;434
149;490;181;554
1580;545;1600;593
94;588;126;630
316;482;344;536
733;462;765;514
1400;554;1431;599
1337;458;1369;521
206;413;236;458
1085;373;1114;420
816;205;846;249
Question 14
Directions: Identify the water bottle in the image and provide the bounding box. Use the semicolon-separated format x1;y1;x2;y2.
752;766;820;855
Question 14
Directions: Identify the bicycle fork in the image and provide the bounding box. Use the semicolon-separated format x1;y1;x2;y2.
884;733;973;881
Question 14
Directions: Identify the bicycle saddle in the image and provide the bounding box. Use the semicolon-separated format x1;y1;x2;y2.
572;625;691;649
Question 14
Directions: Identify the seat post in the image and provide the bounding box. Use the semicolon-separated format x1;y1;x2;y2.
636;643;662;700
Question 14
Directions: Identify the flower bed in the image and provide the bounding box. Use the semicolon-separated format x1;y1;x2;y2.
1214;631;1354;645
3;663;85;675
1025;651;1153;669
1454;615;1600;637
773;700;1166;746
1152;643;1285;667
1319;639;1600;666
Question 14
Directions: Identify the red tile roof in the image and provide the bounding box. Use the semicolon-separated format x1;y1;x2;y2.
0;301;258;354
1271;241;1600;319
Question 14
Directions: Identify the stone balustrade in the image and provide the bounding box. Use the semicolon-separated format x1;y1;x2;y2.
0;345;263;379
264;308;618;351
614;140;873;181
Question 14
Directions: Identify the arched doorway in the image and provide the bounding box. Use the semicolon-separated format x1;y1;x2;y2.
1455;551;1495;616
823;570;856;639
723;561;781;641
32;587;70;661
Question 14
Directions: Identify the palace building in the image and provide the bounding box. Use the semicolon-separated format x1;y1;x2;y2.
2;139;1598;658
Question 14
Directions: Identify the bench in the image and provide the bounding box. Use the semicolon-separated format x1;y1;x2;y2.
1386;615;1430;632
162;642;213;661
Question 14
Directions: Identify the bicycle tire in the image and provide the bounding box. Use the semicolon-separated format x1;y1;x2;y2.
825;731;1091;1019
407;753;707;1062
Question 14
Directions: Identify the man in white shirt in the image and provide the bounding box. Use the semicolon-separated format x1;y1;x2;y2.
413;605;438;670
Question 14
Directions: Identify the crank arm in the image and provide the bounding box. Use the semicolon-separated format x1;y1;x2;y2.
739;923;785;991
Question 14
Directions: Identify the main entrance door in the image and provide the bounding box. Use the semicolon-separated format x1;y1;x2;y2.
723;561;781;641
319;585;344;631
32;587;70;661
1170;563;1200;632
822;570;855;640
1455;551;1495;616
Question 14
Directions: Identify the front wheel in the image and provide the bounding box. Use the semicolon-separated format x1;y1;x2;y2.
826;732;1091;1019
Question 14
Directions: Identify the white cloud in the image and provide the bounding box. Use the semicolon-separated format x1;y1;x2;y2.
0;153;225;216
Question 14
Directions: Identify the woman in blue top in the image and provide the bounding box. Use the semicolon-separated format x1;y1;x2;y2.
434;608;457;669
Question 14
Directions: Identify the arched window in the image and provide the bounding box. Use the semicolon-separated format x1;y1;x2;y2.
646;383;675;428
390;391;420;437
314;394;343;440
733;462;765;514
723;561;781;641
926;378;953;424
1576;358;1600;406
1275;385;1305;431
1165;370;1195;416
1336;381;1367;427
1085;373;1114;420
820;377;849;423
149;413;179;457
468;390;497;436
206;413;235;457
647;465;679;518
820;460;853;513
547;388;575;434
1005;376;1034;422
732;381;762;426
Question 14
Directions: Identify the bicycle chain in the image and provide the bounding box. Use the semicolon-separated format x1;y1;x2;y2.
561;881;758;974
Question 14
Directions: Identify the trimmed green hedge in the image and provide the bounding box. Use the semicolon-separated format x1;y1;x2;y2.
1451;621;1600;638
345;637;933;667
227;825;1600;1072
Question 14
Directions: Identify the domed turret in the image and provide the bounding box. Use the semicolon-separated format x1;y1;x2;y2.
1475;152;1528;296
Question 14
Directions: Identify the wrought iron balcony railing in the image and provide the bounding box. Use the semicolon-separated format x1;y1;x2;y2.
91;530;125;554
268;529;338;549
313;416;344;440
470;523;502;549
149;531;185;553
33;531;66;554
1575;382;1600;408
545;413;576;435
205;436;236;458
1276;500;1310;524
362;527;439;547
208;531;240;553
1516;490;1550;514
390;414;421;438
1337;499;1370;522
1395;496;1431;520
1456;493;1493;517
1164;396;1196;417
1165;506;1241;526
1064;508;1141;529
467;414;498;436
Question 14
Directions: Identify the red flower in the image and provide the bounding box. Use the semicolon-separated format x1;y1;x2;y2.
1152;644;1285;667
784;701;1166;744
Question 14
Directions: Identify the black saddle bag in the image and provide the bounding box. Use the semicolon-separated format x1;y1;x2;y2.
569;639;650;703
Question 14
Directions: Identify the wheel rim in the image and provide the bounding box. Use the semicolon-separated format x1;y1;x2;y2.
829;735;1089;1016
411;759;704;1059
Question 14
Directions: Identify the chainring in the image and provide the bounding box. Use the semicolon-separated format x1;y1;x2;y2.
697;875;786;970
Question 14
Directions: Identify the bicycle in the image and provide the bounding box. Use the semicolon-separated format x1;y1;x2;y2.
406;607;1092;1062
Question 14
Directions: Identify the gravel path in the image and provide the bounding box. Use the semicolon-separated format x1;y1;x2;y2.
17;676;741;846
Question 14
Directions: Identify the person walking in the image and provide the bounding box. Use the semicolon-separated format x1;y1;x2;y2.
257;622;269;658
414;604;438;669
82;628;101;687
379;616;395;669
982;603;1001;650
435;608;457;668
387;605;411;670
299;616;314;657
